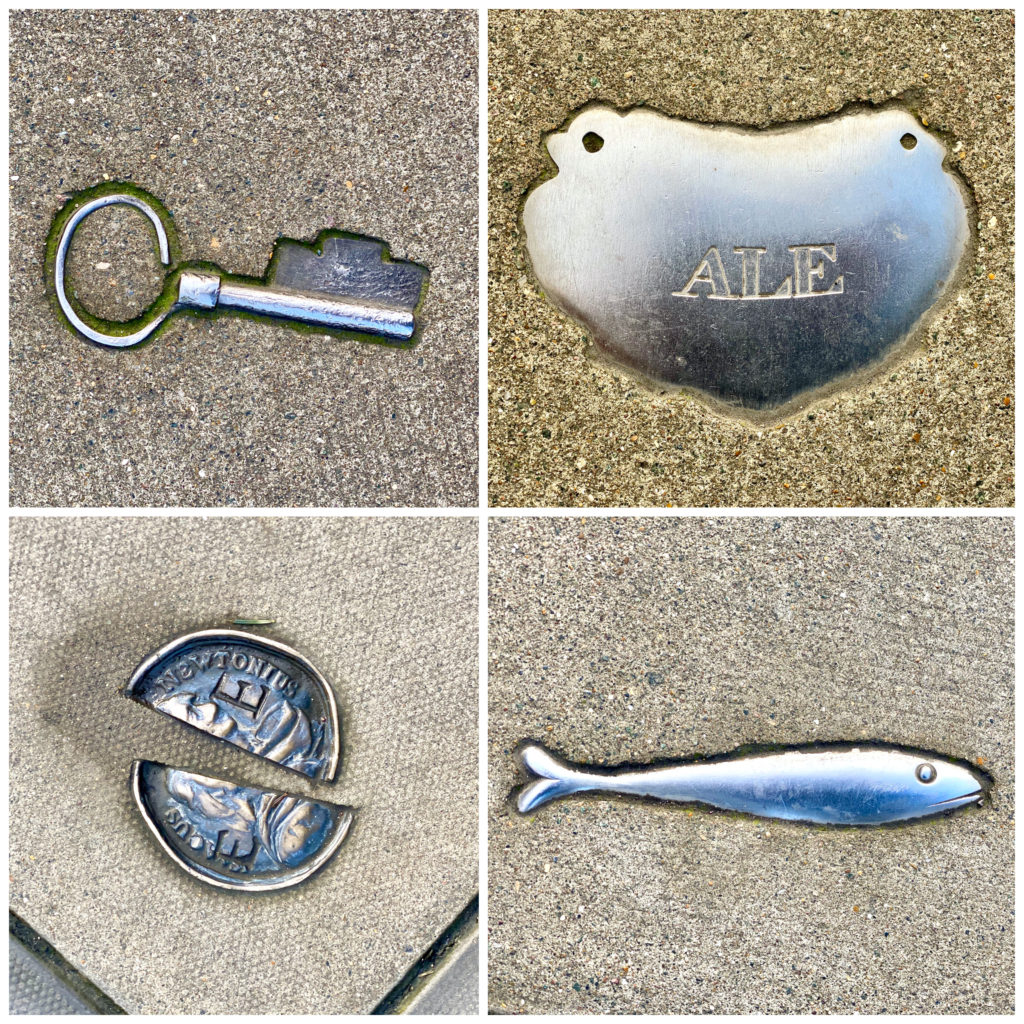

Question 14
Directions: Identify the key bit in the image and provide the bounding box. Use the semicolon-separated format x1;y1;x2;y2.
47;184;428;349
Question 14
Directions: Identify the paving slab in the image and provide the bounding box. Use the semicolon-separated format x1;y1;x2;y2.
10;935;101;1015
488;516;1014;1013
404;927;480;1015
487;10;1014;507
10;9;478;507
10;516;478;1014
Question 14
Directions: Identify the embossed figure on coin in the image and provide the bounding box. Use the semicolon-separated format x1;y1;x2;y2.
124;630;353;891
124;630;340;781
165;769;333;868
133;761;353;890
523;105;970;418
153;684;324;776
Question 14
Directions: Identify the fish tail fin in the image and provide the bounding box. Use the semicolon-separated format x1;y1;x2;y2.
514;743;590;814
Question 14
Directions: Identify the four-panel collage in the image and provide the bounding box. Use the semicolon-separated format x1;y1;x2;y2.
6;6;1015;1018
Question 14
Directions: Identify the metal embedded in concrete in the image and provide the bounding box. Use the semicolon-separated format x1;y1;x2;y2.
124;629;341;781
524;104;971;418
49;186;428;349
131;761;353;891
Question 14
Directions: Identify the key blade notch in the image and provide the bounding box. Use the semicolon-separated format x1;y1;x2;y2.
268;232;427;312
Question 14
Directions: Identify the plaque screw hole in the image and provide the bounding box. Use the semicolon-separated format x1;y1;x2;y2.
900;133;917;150
582;131;604;153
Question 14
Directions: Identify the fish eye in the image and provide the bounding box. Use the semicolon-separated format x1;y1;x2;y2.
916;762;937;783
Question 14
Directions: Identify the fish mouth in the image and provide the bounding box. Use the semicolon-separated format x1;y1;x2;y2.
928;789;987;811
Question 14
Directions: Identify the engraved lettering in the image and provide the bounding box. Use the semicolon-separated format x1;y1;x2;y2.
152;672;178;694
179;661;194;680
788;243;844;297
247;656;266;678
188;650;213;674
672;246;735;299
231;652;249;670
214;651;229;668
734;246;766;299
165;808;230;862
675;244;842;301
212;671;267;715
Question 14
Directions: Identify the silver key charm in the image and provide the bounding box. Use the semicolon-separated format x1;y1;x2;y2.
47;183;428;348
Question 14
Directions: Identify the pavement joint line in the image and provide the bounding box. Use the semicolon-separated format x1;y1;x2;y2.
371;895;479;1015
9;912;126;1015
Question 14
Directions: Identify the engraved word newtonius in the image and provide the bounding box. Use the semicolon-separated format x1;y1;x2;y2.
523;104;970;417
125;629;340;781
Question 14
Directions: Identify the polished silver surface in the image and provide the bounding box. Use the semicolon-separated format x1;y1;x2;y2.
54;193;173;347
515;743;989;825
51;186;427;348
132;761;353;891
124;630;340;781
523;105;971;417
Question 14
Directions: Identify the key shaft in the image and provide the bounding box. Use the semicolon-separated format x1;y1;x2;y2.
178;269;415;343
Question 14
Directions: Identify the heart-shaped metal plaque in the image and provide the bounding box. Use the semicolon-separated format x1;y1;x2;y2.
523;105;971;418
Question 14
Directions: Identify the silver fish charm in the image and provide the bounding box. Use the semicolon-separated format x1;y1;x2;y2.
515;743;990;826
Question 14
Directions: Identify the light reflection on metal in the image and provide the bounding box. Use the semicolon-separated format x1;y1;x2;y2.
124;629;340;781
48;184;427;348
523;105;971;418
514;742;990;825
132;761;353;891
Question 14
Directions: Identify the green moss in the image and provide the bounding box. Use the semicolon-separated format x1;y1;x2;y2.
45;180;430;351
44;181;182;347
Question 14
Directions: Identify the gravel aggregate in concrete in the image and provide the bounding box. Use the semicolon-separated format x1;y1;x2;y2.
11;9;478;508
487;10;1014;508
488;516;1013;1013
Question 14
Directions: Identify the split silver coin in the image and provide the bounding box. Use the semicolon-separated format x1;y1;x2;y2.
523;104;971;418
132;761;353;891
124;629;340;781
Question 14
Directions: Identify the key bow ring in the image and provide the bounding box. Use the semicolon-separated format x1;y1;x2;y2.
47;183;428;349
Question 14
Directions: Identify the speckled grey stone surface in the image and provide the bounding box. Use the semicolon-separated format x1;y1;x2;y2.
10;9;478;508
488;10;1014;508
488;516;1014;1013
10;516;478;1013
